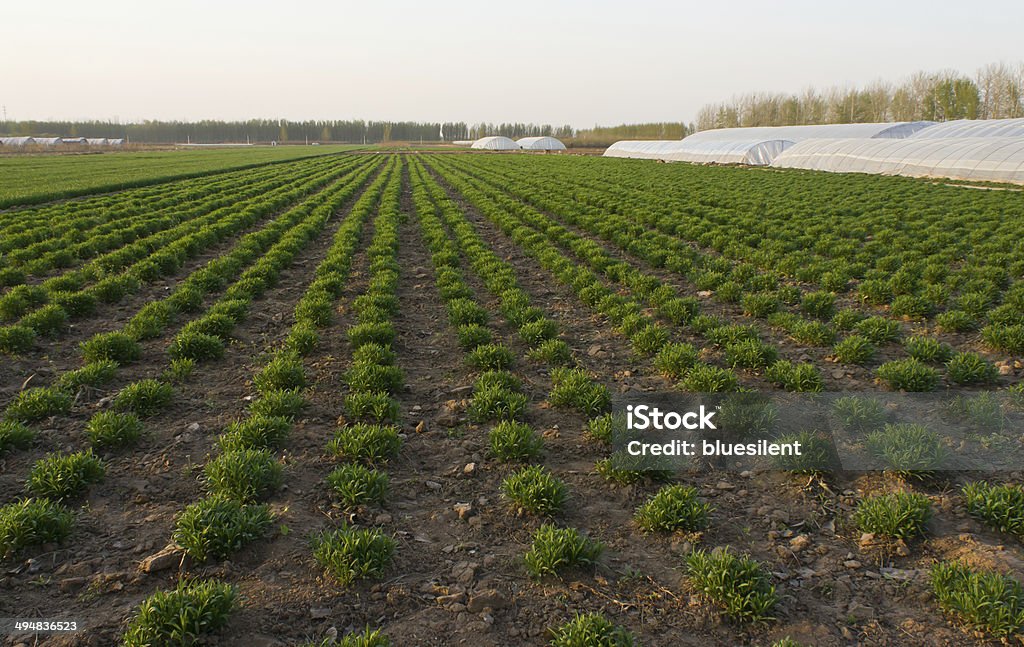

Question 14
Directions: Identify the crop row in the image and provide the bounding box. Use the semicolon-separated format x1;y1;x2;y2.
0;155;343;278
0;155;375;354
433;155;1017;393
458;156;1024;359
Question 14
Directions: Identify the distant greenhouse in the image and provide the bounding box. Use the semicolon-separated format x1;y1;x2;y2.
86;137;109;145
771;137;1024;185
604;122;934;166
32;137;63;146
517;136;566;151
471;136;520;150
604;139;792;165
0;136;35;146
685;122;935;143
909;117;1024;139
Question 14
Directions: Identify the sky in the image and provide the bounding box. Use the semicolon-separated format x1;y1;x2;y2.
3;0;1023;127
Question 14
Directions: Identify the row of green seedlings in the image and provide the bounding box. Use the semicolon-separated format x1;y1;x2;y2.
427;155;824;395
440;155;862;371
312;159;405;598
0;150;335;237
0;155;371;354
0;155;353;329
419;156;765;607
0;157;382;445
427;156;825;630
117;158;400;647
413;155;631;511
158;157;393;561
470;155;1024;357
446;155;1024;379
456;154;993;392
301;161;405;647
0;162;384;561
0;156;330;288
413;169;612;613
0;156;368;349
414;157;612;588
453;156;1024;634
405;159;638;642
0;167;233;263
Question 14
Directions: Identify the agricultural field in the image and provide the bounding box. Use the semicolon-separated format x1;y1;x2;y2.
1;150;1024;646
0;146;360;208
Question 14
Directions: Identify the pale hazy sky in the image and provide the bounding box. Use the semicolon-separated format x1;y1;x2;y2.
4;0;1022;127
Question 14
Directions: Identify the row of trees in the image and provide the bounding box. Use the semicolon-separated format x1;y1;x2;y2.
0;116;670;146
696;62;1024;130
0;119;482;144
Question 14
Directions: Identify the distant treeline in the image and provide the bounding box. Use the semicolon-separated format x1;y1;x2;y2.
696;61;1024;130
0;119;580;145
0;116;689;147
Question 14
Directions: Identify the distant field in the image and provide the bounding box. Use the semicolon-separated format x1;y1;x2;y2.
0;145;361;208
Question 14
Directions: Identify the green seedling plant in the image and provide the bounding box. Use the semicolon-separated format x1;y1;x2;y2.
501;465;567;516
524;524;604;579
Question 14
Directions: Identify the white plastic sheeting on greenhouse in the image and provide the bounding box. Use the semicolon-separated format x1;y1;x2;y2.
685;121;934;143
108;138;125;146
516;136;566;151
32;137;63;146
86;138;109;145
0;137;35;146
471;136;521;150
910;118;1024;139
771;137;1024;185
604;139;795;165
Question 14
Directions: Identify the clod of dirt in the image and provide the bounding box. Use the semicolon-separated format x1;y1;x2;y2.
467;589;508;613
139;544;185;573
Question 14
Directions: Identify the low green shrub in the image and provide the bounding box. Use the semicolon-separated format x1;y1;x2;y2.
930;562;1024;638
27;449;105;500
489;421;543;461
634;485;711;532
204;448;283;502
326;463;389;508
853;492;931;539
173;495;272;561
501;465;567;516
549;613;635;647
524;524;603;579
123;579;237;647
86;411;142;449
312;525;395;586
0;498;73;558
327;424;402;463
686;548;777;623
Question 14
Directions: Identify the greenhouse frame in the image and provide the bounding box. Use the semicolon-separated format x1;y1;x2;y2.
909;117;1024;139
771;137;1024;184
471;136;520;150
683;121;935;143
604;139;793;165
516;136;566;151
